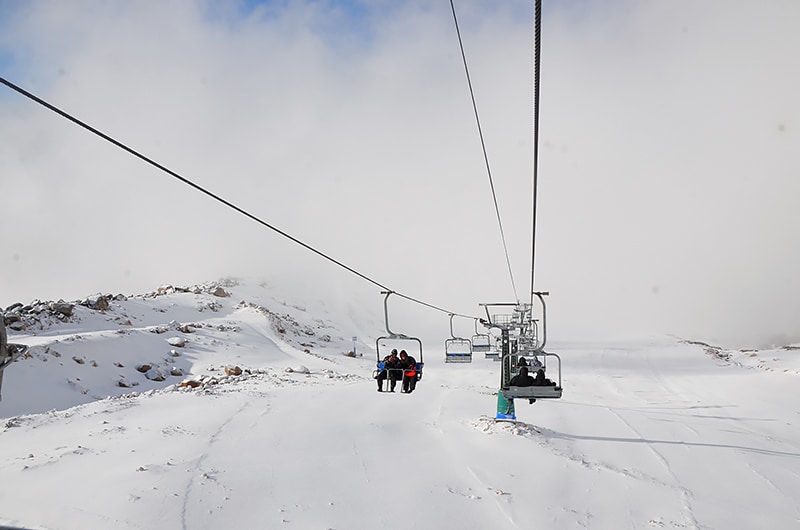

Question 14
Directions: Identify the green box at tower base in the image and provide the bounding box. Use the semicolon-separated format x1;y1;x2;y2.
495;391;515;421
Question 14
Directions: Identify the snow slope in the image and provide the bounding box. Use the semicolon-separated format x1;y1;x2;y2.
1;279;798;530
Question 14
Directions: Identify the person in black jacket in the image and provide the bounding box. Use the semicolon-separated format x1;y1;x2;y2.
508;366;535;387
533;368;556;387
376;349;402;392
507;366;537;405
399;350;418;393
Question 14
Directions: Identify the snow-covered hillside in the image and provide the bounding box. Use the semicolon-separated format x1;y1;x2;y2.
1;278;798;530
0;278;372;417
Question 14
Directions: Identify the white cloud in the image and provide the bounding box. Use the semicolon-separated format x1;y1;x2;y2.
1;0;798;348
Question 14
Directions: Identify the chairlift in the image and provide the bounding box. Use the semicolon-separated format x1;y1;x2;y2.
481;294;563;420
500;351;562;401
484;335;503;361
444;314;473;363
471;318;492;356
455;0;561;421
0;319;28;402
475;320;502;360
373;291;423;392
486;334;502;361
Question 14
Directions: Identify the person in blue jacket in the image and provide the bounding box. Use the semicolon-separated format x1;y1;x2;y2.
376;349;402;392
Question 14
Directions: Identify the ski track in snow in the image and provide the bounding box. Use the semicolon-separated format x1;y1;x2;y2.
464;464;515;527
180;400;250;530
605;408;700;530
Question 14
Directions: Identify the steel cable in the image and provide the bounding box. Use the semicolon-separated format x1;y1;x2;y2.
449;0;520;304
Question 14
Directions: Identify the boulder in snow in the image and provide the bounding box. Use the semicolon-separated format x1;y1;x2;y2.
167;337;188;347
224;366;243;376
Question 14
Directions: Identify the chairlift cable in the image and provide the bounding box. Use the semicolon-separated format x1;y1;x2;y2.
530;0;542;307
449;0;520;304
0;75;478;321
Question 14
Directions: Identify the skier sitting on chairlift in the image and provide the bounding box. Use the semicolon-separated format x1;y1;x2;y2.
533;368;557;387
399;350;418;394
509;366;535;387
518;356;543;369
508;366;536;404
377;349;402;392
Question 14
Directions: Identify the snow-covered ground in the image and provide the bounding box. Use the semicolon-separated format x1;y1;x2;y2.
1;278;798;530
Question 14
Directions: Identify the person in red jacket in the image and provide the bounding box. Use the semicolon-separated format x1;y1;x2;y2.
399;350;418;393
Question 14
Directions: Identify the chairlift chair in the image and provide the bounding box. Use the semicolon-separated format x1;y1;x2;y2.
486;335;502;361
444;314;473;363
471;318;492;357
500;351;562;400
373;291;423;391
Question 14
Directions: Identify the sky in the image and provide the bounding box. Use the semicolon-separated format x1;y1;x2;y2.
1;279;799;529
1;0;798;349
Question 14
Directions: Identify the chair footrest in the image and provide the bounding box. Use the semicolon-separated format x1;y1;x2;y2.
502;386;562;399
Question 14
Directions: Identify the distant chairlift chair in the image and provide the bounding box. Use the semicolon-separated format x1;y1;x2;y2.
471;318;499;360
444;314;473;363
